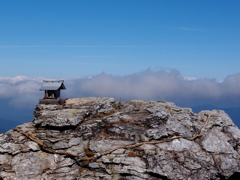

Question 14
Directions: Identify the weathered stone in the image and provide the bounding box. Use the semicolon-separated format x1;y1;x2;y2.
33;109;87;127
68;144;86;156
69;137;82;146
157;138;201;152
0;97;240;180
52;140;69;149
89;140;133;152
202;128;235;153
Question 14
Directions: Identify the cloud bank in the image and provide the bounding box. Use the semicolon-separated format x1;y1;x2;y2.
1;70;240;109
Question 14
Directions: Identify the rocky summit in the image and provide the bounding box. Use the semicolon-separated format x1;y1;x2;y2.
0;97;240;180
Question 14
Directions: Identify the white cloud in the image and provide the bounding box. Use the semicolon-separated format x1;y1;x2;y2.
183;76;198;81
1;70;240;109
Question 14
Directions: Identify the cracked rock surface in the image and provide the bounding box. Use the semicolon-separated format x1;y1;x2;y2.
0;97;240;180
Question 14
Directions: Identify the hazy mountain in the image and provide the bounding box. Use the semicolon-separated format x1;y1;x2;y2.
0;127;6;134
0;118;23;134
223;107;240;128
0;104;34;134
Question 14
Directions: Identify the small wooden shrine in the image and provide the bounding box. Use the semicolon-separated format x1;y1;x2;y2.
39;80;66;104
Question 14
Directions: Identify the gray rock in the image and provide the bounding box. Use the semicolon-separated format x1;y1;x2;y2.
33;109;87;127
0;97;239;180
89;140;133;152
202;128;235;153
157;138;201;152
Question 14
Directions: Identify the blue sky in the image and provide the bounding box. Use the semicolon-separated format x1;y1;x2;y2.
1;1;240;131
0;0;240;80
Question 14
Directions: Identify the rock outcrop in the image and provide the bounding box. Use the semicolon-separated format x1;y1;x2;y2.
0;97;240;180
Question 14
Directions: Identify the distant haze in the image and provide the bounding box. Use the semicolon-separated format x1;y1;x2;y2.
1;69;240;108
1;69;240;132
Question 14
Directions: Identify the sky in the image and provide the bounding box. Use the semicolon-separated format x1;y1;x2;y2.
0;0;239;79
1;1;240;129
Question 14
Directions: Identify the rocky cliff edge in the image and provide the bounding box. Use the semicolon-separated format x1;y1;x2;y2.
1;97;240;180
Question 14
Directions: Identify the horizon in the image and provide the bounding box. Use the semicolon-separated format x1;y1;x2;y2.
0;0;240;80
1;1;240;131
1;71;240;133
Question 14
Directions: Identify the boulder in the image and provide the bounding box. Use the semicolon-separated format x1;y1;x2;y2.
0;97;240;179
